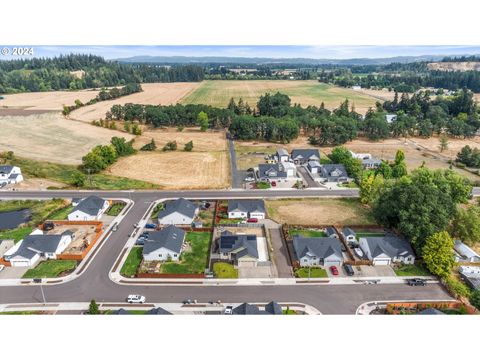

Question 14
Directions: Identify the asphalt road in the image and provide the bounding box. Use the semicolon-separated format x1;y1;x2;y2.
0;188;452;314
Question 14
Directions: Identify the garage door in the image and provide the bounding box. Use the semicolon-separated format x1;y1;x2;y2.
324;260;342;268
11;260;30;267
373;259;391;266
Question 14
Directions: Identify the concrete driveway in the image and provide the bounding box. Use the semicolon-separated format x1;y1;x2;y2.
0;266;28;279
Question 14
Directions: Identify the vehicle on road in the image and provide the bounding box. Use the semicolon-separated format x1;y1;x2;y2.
343;264;355;276
406;278;427;286
112;223;118;232
271;181;277;187
133;223;139;228
244;177;255;182
145;223;156;229
247;218;258;223
224;305;233;315
353;248;364;258
183;299;193;304
330;266;339;276
126;294;145;303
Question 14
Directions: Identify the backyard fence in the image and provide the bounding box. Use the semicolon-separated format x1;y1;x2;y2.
54;220;103;261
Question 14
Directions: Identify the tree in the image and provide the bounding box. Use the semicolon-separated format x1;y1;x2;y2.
163;141;177;151
88;299;99;314
197;111;209;131
422;231;455;278
140;138;157;151
450;206;480;245
470;289;480;310
110;137;135;156
359;173;384;205
71;172;86;187
184;141;193;151
438;134;449;152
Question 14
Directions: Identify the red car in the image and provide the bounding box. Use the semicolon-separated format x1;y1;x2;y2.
247;218;258;223
330;266;339;276
270;181;277;187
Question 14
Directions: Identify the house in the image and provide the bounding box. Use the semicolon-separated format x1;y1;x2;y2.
352;85;362;90
228;199;266;219
454;240;480;263
307;160;321;174
386;114;397;123
325;227;338;239
459;266;480;290
318;164;349;183
232;301;283;315
342;227;357;244
264;301;283;315
0;165;23;185
362;157;382;169
157;198;199;225
276;148;290;163
258;162;296;182
291;149;320;165
359;235;415;266
67;195;109;221
143;225;186;262
145;307;172;315
349;151;372;160
7;229;73;267
111;309;130;315
218;231;259;267
293;236;343;268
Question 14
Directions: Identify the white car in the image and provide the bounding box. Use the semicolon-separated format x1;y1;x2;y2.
224;305;233;315
244;177;255;182
354;248;364;258
126;294;145;304
0;265;4;272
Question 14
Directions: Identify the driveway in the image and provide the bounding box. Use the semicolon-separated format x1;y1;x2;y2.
297;166;319;188
264;222;293;278
0;266;29;279
227;137;244;189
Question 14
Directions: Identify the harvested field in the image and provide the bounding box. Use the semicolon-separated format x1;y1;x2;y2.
266;198;375;225
181;80;379;113
0;89;99;111
355;88;397;102
70;82;201;122
0;112;134;164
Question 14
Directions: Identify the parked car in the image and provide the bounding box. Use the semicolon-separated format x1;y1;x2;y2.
244;177;255;182
224;305;233;315
354;248;364;258
43;222;54;231
271;181;277;187
406;278;427;286
126;294;145;304
343;264;355;276
135;238;145;245
247;218;258;223
112;223;118;232
183;299;193;304
145;223;156;229
330;266;339;276
203;202;211;209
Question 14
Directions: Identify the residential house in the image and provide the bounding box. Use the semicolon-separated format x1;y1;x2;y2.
275;148;290;163
349;151;372;160
359;235;415;266
67;195;109;221
157;198;199;225
307;160;321;174
218;231;259;267
227;199;266;220
293;236;343;268
386;114;397;123
257;163;296;182
0;165;23;185
145;307;172;315
342;227;357;244
362;157;382;169
454;240;480;263
291;149;320;165
459;266;480;290
143;225;186;262
325;227;338;239
318;164;349;183
232;301;283;315
7;229;73;267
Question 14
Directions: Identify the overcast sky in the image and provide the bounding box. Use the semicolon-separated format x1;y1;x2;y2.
4;45;480;59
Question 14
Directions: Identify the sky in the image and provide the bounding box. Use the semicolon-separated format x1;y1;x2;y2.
3;45;480;60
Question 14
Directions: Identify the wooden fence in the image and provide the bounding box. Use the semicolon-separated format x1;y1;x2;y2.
386;301;477;315
136;273;206;279
55;221;103;261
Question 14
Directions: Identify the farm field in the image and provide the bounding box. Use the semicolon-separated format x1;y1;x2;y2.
180;80;379;113
0;112;134;164
355;88;397;102
266;198;375;225
70;82;201;122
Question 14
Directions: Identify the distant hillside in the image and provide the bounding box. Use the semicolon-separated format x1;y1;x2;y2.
427;61;480;72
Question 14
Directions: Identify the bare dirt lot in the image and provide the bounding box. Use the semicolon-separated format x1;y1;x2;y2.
47;223;98;255
70;82;201;122
0;89;100;111
265;198;375;225
0;112;134;164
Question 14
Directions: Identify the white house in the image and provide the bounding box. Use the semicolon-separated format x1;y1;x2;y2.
349;151;372;160
143;226;186;262
359;236;415;266
342;227;357;244
67;196;109;221
291;149;320;165
293;236;343;268
307;161;321;174
157;198;199;225
257;162;297;182
454;240;480;262
0;165;23;185
228;199;266;219
275;148;290;163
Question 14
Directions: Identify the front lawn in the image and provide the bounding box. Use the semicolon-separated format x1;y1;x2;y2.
161;232;211;274
0;226;33;243
120;246;143;277
394;264;431;277
107;203;126;216
289;229;327;238
294;267;328;278
282;308;297;315
150;203;165;220
213;262;238;278
48;205;74;220
256;181;271;189
23;260;77;278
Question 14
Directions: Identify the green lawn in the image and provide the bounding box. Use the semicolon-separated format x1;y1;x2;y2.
22;260;77;278
282;309;297;315
0;311;43;315
150;203;165;220
120;246;143;277
294;267;328;278
48;205;74;220
107;203;126;216
213;262;238;278
0;199;66;224
289;229;327;238
394;264;431;277
256;181;271;189
0;226;33;243
161;232;211;274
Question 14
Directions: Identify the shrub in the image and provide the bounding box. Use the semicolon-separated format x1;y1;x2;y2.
163;141;177;151
444;276;471;299
88;299;99;314
470;289;480;310
184;141;193;152
140;139;157;151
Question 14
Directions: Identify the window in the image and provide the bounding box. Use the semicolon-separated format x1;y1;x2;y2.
173;254;177;258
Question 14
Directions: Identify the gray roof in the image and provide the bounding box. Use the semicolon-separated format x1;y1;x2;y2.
454;240;480;259
12;231;71;259
219;231;258;259
291;149;320;161
342;227;356;237
320;164;348;181
145;307;172;315
228;199;265;214
143;225;186;255
362;236;415;259
362;158;382;166
111;308;130;315
70;195;106;216
158;198;198;220
0;165;14;174
258;163;287;179
264;301;283;315
293;236;343;260
277;148;289;156
419;308;444;315
325;227;337;237
233;303;264;315
308;160;321;168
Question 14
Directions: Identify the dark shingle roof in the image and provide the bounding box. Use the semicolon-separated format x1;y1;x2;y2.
325;227;337;237
291;149;320;161
219;232;258;259
362;236;415;259
0;165;14;174
111;308;130;315
293;236;343;261
158;198;198;219
12;231;71;259
342;227;356;237
264;301;283;315
419;308;444;315
145;307;172;315
228;199;265;214
320;164;348;180
143;225;186;255
70;195;106;216
233;303;264;315
258;163;287;179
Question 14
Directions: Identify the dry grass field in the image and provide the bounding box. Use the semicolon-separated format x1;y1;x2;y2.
70;82;201;122
181;80;379;113
0;112;134;164
0;89;100;111
355;88;397;102
265;198;375;225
